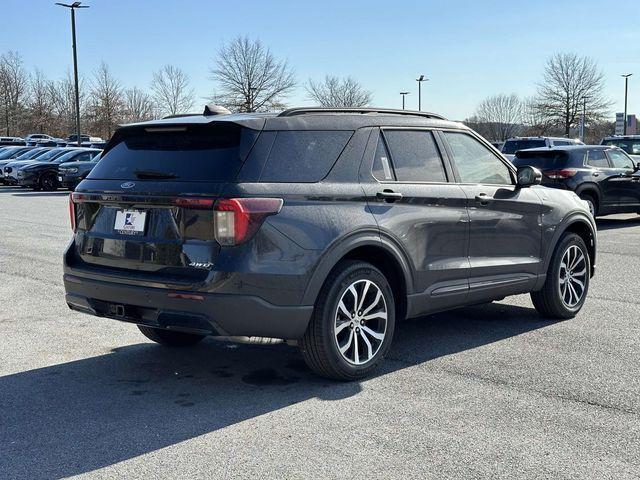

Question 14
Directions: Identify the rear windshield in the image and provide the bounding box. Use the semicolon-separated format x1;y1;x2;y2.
502;139;546;154
512;151;570;169
601;139;640;155
89;124;258;182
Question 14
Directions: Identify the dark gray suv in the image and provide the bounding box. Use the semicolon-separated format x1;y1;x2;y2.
63;107;596;380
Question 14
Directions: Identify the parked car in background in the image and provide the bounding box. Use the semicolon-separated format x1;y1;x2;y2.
0;136;26;146
66;134;104;146
3;147;74;184
17;148;101;191
25;133;55;145
89;141;107;149
491;141;504;151
513;145;640;216
63;107;596;380
2;147;53;184
502;136;584;161
600;135;640;161
58;151;102;189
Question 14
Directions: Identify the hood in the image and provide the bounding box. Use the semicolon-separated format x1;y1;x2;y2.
19;161;50;170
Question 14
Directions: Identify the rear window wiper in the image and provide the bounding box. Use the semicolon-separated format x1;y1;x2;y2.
133;169;179;179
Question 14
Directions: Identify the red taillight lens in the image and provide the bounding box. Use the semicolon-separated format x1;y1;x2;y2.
68;194;77;232
214;198;283;246
544;169;578;179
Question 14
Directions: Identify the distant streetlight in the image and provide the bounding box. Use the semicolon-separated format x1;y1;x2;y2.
400;92;410;110
622;74;632;135
416;75;429;111
580;96;588;142
55;1;89;146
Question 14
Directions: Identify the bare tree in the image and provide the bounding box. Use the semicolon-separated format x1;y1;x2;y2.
306;75;372;108
210;36;296;112
472;93;523;141
24;69;53;133
48;71;88;137
536;53;611;136
0;51;28;135
88;62;124;139
123;86;155;123
150;65;195;117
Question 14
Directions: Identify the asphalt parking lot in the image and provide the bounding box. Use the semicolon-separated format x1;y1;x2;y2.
0;187;639;479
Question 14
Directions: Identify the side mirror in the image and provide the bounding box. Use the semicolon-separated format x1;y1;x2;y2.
516;166;542;187
635;162;640;173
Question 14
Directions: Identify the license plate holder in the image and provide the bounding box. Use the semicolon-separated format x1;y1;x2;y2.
114;209;147;236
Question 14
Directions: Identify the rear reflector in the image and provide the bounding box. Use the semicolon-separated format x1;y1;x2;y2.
167;292;205;301
214;198;283;246
544;169;578;179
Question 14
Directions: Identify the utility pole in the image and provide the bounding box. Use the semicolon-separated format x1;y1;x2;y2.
56;2;89;146
400;92;410;110
580;97;588;142
416;75;428;111
622;74;632;135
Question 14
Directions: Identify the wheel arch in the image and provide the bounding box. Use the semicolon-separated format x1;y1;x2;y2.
548;214;596;278
574;183;602;209
301;231;414;321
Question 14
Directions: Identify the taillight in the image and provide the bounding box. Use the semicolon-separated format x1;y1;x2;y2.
68;194;76;232
214;198;283;246
544;169;578;179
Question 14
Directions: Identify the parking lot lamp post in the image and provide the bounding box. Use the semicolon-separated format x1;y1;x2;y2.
580;96;588;142
416;75;428;111
55;2;89;146
400;92;410;110
622;74;632;135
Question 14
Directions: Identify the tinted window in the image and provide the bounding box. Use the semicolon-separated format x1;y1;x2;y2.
89;124;258;182
553;140;574;146
382;130;447;182
502;139;546;154
602;139;640;155
372;136;394;181
513;151;570;169
608;149;635;170
445;132;512;184
586;150;609;168
260;130;352;182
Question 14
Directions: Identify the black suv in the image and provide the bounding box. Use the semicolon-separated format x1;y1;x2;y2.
63;107;596;380
513;145;640;217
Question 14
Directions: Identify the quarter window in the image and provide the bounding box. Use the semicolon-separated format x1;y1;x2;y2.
372;136;395;181
444;132;512;184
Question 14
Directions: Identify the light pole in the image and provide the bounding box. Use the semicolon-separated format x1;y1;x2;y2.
580;96;588;142
622;74;632;135
416;75;428;111
55;2;89;146
400;92;410;110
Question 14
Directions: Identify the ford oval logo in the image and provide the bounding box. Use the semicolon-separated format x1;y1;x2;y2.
121;182;136;189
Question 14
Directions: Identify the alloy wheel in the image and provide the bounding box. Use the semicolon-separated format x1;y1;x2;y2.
334;279;387;365
558;245;587;308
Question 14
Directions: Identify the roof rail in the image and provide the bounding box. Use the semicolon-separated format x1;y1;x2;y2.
278;107;446;120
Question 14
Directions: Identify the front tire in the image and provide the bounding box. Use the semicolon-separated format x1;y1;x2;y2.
39;172;58;191
531;233;590;319
300;260;396;380
137;325;206;347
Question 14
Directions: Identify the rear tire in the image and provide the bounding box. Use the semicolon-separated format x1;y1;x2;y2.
137;325;206;347
39;172;58;192
300;260;396;381
531;233;590;319
579;193;598;217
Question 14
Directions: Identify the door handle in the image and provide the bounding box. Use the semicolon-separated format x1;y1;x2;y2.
376;189;403;202
474;192;492;205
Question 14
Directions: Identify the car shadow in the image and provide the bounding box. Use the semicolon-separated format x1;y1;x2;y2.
596;215;640;231
1;302;553;479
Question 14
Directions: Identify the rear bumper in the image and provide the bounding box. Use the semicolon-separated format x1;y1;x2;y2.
63;273;313;340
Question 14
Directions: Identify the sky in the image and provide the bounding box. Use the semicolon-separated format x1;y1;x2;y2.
1;0;639;121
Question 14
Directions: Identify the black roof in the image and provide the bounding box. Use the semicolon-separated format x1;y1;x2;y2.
121;107;465;132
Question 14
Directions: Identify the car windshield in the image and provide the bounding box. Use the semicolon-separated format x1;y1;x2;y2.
601;139;640;155
54;150;89;163
502;139;546;154
0;147;26;159
13;148;49;161
32;148;67;162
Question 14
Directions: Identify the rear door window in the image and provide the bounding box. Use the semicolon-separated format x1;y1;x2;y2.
501;139;546;154
586;149;609;168
259;130;352;182
381;130;447;182
607;149;635;170
444;131;513;184
89;124;258;182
